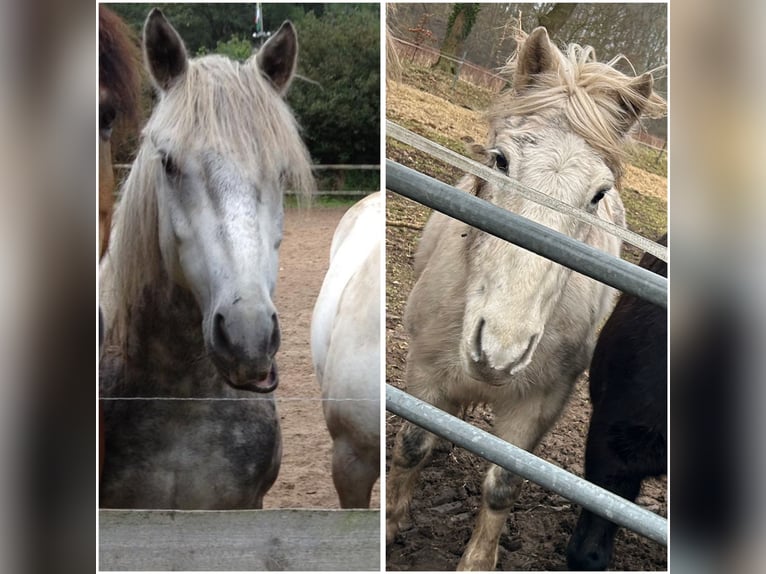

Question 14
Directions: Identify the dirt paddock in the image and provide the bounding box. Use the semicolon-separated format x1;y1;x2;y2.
266;203;381;510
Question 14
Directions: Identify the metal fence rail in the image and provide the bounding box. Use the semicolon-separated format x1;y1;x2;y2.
386;385;667;546
387;121;667;262
386;160;667;308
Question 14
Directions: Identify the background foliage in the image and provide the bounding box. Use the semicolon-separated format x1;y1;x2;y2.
108;3;380;189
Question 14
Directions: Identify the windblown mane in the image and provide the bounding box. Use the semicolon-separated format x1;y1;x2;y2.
99;6;141;128
103;53;315;348
489;29;666;183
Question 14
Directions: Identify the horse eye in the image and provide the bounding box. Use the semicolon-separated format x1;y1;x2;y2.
100;104;116;139
591;187;610;204
160;151;178;177
494;152;509;174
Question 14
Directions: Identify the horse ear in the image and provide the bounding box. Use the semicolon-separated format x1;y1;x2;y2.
614;72;654;133
254;21;298;95
515;27;558;91
143;9;188;91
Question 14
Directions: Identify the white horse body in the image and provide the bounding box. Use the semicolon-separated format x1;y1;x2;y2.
311;192;381;508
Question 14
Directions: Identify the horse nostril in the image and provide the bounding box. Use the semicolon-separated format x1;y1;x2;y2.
269;313;281;356
213;312;234;359
471;318;485;363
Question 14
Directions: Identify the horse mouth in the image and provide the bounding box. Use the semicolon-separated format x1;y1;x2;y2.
463;359;512;385
225;362;279;394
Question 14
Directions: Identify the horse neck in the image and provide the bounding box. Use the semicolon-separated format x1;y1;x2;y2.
102;277;227;399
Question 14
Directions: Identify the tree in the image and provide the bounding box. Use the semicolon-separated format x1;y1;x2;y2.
538;3;578;39
432;4;481;75
389;3;667;140
287;6;380;166
107;4;381;177
207;35;253;61
110;4;254;55
409;12;436;48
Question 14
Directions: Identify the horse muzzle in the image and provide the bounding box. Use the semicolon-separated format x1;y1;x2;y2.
207;303;281;393
224;361;279;394
464;318;541;380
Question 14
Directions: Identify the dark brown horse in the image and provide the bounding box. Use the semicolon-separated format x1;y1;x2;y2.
98;6;140;479
99;5;140;260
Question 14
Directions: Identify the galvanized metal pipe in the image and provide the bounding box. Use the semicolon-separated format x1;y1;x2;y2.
386;160;667;308
386;121;667;262
386;384;668;546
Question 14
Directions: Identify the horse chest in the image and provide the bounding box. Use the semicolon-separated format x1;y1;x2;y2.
101;294;282;509
102;399;280;509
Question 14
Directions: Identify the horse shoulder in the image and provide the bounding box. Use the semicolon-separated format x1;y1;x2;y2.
324;246;380;394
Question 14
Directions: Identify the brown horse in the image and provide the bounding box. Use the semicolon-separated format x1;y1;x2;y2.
99;5;140;260
98;6;140;479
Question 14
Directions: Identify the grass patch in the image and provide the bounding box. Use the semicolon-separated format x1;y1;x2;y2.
314;169;380;193
626;142;667;177
385;115;472;156
620;187;667;264
386;139;463;185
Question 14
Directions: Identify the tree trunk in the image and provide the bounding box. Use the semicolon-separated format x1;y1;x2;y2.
433;4;480;75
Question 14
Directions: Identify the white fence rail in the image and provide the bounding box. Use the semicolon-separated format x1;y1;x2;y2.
112;163;380;171
111;163;380;197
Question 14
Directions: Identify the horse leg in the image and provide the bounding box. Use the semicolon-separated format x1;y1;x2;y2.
566;472;641;571
458;387;571;571
457;463;522;571
386;421;440;544
332;437;378;509
386;388;459;545
567;411;652;570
